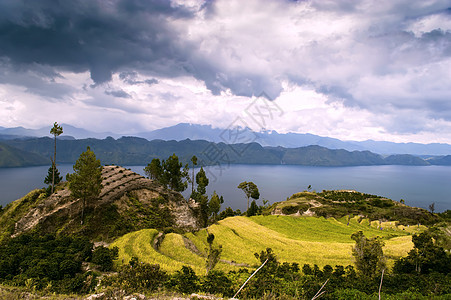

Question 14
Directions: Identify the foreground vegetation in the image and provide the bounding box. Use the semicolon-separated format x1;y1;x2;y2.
0;146;449;299
1;228;449;299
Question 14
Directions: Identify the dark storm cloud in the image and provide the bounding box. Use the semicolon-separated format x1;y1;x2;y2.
0;0;287;98
0;58;75;99
0;0;450;120
119;71;158;85
0;0;193;84
105;89;131;98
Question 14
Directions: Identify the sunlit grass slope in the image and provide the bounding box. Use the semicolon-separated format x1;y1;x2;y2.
112;215;417;274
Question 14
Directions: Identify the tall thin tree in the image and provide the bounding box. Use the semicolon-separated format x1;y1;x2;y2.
50;122;63;194
191;155;198;195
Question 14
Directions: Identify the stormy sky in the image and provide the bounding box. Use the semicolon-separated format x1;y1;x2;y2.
0;0;450;144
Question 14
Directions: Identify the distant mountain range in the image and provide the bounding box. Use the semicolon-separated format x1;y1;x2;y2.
0;124;119;140
1;136;450;168
1;123;451;156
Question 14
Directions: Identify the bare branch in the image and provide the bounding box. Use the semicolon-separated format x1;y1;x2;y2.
232;258;268;299
312;278;329;300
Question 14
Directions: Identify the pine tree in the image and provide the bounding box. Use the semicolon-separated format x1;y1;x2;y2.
196;167;209;196
50;122;63;193
209;191;221;222
44;164;62;186
162;154;188;192
144;158;163;181
69;146;102;225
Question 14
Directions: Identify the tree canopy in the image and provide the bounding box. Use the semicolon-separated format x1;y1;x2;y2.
237;181;260;210
351;231;386;278
69;146;102;225
394;231;451;274
144;158;163;181
195;167;209;196
144;154;188;192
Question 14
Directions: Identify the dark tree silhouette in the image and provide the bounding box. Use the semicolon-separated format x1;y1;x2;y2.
237;181;260;210
50;122;63;194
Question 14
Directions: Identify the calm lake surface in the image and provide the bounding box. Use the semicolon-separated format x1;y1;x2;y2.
1;164;450;212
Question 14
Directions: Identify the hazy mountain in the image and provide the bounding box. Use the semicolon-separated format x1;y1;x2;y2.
428;155;451;166
0;124;122;140
1;136;445;168
1;123;451;155
356;140;451;156
383;154;430;166
136;123;225;142
135;123;451;155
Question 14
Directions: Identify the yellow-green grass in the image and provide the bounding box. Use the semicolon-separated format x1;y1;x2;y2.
112;215;418;274
251;215;409;242
110;229;198;273
159;233;236;273
384;235;414;269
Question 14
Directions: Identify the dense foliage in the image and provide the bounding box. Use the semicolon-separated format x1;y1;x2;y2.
351;231;386;278
0;228;450;298
44;165;62;187
0;234;117;294
276;190;441;226
144;154;188;192
394;231;451;275
68;146;103;225
99;247;450;299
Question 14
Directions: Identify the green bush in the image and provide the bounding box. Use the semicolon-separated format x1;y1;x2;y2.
92;246;119;271
115;259;167;293
201;270;233;297
0;233;94;294
281;205;299;215
166;266;199;294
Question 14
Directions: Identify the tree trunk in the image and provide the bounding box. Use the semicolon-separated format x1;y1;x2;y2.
51;135;57;194
192;166;195;195
81;198;85;225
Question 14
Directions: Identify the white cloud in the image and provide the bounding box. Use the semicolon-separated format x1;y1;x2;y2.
1;0;451;144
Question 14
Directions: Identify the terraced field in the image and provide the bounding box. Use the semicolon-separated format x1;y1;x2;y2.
111;215;423;274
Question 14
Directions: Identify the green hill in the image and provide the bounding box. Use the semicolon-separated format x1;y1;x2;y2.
267;190;439;225
0;166;200;243
0;142;49;167
111;215;419;274
1;136;439;167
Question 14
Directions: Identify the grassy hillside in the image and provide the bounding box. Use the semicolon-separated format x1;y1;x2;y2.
268;191;439;225
0;166;200;243
111;215;421;274
0;189;46;242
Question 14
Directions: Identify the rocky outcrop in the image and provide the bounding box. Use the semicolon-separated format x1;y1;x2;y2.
11;166;200;240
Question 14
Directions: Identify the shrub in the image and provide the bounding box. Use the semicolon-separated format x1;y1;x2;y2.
201;270;234;297
281;205;299;215
116;260;167;293
91;246;119;271
167;266;199;294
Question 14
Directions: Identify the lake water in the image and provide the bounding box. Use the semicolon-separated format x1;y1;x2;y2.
0;164;450;212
